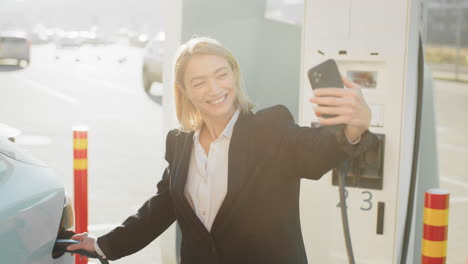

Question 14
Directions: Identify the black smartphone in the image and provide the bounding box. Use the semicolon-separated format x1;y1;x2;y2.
307;59;344;118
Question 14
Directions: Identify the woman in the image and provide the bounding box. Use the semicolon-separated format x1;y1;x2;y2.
68;37;376;263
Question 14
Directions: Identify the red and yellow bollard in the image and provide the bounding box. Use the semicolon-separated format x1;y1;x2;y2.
422;189;450;264
73;127;89;264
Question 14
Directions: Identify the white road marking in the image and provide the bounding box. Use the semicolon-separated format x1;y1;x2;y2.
10;74;80;105
439;143;468;155
77;75;141;97
88;223;120;232
440;176;468;189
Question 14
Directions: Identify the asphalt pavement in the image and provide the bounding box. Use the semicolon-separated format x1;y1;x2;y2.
0;43;166;264
432;78;468;264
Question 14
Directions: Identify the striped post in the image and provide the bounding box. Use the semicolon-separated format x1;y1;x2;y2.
73;127;88;264
422;189;450;264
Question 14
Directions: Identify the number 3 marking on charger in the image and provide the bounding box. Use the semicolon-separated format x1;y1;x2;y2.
360;191;373;211
336;190;373;211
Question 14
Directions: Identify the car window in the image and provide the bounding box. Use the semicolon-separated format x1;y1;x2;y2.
0;138;47;167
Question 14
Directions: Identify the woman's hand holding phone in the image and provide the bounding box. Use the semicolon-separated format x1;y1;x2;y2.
309;76;371;142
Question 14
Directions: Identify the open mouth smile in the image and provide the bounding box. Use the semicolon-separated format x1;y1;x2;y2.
207;94;227;105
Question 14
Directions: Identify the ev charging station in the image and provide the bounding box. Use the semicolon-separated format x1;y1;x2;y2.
160;0;439;263
299;0;438;263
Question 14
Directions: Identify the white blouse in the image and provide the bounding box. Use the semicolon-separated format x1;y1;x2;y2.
184;109;240;232
95;110;240;258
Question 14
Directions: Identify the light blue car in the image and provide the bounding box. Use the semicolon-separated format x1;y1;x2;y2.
0;134;74;264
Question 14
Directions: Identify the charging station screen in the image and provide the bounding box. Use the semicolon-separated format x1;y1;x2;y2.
347;70;378;88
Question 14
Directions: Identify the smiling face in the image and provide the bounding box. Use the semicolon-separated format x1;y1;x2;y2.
182;54;238;124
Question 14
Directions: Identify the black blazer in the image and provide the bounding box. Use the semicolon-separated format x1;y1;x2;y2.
97;105;376;264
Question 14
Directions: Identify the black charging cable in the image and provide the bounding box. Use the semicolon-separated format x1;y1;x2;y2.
337;160;356;264
54;239;110;264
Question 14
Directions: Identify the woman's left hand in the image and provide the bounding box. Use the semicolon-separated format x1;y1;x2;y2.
309;76;371;142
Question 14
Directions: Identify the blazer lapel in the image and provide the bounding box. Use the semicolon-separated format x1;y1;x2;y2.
173;131;210;235
210;112;252;235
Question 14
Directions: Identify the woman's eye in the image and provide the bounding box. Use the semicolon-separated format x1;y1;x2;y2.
217;73;227;79
194;82;205;88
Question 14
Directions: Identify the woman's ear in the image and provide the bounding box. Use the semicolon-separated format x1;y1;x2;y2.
231;66;238;75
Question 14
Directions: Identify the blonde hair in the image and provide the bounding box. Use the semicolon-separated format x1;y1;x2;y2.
173;37;254;132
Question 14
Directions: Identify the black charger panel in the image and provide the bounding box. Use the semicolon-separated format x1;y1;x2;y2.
332;133;385;190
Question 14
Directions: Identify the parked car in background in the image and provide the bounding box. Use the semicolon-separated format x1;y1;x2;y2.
0;32;30;67
29;31;49;45
85;32;114;46
28;24;50;45
0;124;74;264
142;32;165;93
129;32;150;48
55;31;84;49
82;26;114;46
